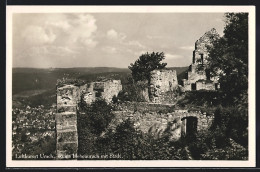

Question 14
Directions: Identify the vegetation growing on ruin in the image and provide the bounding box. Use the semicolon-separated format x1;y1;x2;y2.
174;12;249;159
77;103;248;160
95;12;248;160
94;119;190;160
77;99;115;155
207;13;248;107
128;52;167;82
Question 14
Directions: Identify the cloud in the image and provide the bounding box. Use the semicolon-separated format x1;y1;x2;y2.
107;29;118;39
165;53;183;60
67;14;98;48
134;50;148;56
24;45;78;58
102;46;117;53
147;35;162;39
179;46;194;50
21;25;56;45
15;45;81;68
79;38;98;48
45;20;71;31
127;40;146;49
20;14;98;49
107;29;126;41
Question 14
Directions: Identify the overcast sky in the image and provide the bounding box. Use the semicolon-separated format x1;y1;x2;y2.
13;13;225;68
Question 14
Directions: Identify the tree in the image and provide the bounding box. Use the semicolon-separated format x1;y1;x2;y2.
79;99;114;136
207;13;248;104
78;99;115;155
196;13;249;159
128;52;167;82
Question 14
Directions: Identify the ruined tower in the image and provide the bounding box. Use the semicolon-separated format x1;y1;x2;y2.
55;79;122;159
149;69;178;103
182;28;220;91
56;84;80;159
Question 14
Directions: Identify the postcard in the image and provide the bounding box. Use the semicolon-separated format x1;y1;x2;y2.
6;5;256;167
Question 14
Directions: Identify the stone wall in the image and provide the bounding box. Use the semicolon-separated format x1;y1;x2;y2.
196;80;216;91
102;80;123;102
82;80;122;104
193;28;219;65
82;83;96;104
115;101;175;113
109;109;214;141
149;69;178;103
56;83;215;158
56;84;80;159
56;80;122;159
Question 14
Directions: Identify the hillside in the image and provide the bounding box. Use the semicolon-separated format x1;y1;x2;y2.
12;67;188;107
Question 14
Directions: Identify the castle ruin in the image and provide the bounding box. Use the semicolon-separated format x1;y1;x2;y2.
56;84;80;159
111;103;214;141
56;79;122;159
82;79;122;104
55;29;218;159
149;69;178;103
182;28;220;91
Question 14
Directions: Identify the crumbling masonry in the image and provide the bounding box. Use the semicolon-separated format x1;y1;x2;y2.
137;69;179;104
111;108;214;141
56;80;122;159
55;29;219;159
56;85;80;159
182;28;220;91
149;69;178;103
82;80;122;104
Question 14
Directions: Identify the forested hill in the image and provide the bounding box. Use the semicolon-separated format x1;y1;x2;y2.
12;67;130;74
12;66;188;96
13;66;188;74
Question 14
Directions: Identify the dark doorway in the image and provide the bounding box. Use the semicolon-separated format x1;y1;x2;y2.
215;83;220;90
186;117;198;136
206;69;211;80
181;117;198;137
191;83;196;91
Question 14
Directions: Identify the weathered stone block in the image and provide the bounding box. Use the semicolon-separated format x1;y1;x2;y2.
56;113;77;126
149;69;178;103
57;143;78;155
57;131;77;143
57;106;77;113
56;125;77;131
57;85;80;106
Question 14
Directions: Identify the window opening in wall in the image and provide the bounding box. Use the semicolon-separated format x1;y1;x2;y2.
206;69;211;80
95;91;102;98
191;83;196;91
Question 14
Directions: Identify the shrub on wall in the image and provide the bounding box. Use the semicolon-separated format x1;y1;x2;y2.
78;99;115;155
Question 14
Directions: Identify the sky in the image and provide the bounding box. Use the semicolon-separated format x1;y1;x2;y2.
12;13;225;68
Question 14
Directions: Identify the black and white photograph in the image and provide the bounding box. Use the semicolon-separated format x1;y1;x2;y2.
6;6;256;167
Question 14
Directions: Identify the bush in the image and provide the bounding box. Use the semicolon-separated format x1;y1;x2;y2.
118;75;148;102
78;99;115;155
